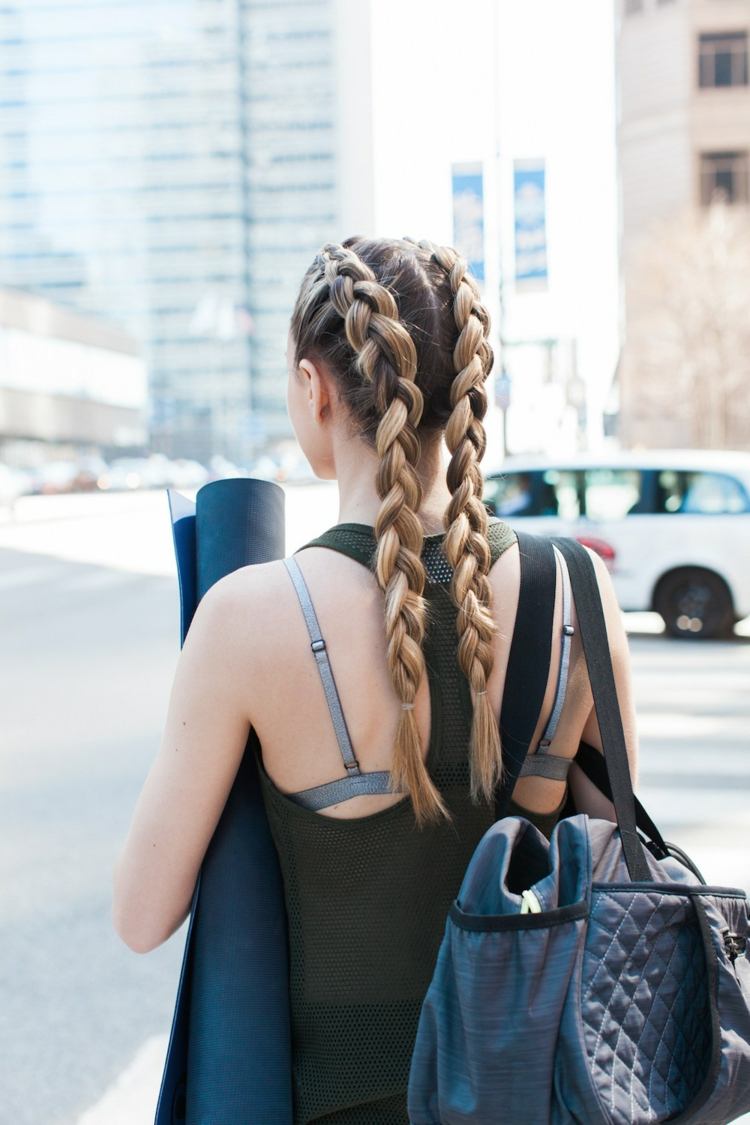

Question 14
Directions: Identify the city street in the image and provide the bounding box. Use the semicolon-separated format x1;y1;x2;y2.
1;488;748;1123
4;2;749;1121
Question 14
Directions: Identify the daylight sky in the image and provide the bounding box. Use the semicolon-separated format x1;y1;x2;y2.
369;0;619;455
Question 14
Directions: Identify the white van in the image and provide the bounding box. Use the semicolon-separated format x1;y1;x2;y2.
482;450;750;639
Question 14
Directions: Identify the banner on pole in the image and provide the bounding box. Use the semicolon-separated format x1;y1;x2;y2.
451;162;485;283
513;160;548;289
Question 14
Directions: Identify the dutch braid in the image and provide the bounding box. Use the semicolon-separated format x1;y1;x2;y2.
319;242;450;827
409;238;502;803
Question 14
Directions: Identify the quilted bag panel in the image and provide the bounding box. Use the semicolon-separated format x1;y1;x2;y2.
580;887;710;1124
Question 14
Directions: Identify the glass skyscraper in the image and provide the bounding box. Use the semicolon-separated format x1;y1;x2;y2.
0;0;370;463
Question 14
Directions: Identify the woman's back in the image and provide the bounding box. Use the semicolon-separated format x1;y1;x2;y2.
248;521;593;829
253;518;587;1123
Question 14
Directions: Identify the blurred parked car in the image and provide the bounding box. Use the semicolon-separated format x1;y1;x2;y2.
140;453;176;488
206;454;247;482
483;450;750;639
0;463;31;506
276;447;315;483
247;453;283;481
166;458;210;489
71;455;109;492
97;457;162;491
29;460;82;495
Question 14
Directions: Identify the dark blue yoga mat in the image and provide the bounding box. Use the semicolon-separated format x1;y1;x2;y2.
154;476;293;1125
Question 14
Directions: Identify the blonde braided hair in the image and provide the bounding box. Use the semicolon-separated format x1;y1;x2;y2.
410;238;502;802
289;236;499;826
303;241;449;826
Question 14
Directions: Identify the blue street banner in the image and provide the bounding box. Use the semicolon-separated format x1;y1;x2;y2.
451;162;485;283
513;160;548;288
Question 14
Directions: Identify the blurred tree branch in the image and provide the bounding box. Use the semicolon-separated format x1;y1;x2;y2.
624;201;750;449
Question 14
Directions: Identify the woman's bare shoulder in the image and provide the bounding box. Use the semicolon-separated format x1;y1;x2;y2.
198;558;297;658
487;535;522;633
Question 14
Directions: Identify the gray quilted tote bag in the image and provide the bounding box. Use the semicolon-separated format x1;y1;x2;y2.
408;537;750;1124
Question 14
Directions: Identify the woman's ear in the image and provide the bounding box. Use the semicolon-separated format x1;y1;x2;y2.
300;357;332;425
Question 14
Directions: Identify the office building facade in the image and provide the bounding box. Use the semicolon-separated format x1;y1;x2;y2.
0;287;146;459
0;0;374;464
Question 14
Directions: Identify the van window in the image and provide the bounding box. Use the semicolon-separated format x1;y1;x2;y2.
657;470;749;514
542;469;580;518
584;469;644;520
483;470;581;518
484;473;537;517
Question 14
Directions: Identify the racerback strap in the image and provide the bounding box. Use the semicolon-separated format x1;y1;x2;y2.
283;523;573;816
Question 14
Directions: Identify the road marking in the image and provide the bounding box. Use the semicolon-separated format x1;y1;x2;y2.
76;1033;168;1125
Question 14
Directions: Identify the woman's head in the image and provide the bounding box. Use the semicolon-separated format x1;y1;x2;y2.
287;236;502;826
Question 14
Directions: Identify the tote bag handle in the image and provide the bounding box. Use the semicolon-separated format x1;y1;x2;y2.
551;537;651;882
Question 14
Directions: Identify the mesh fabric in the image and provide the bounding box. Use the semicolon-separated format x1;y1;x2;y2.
257;519;524;1123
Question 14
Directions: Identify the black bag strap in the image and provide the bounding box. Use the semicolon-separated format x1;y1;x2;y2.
551;538;651;881
574;740;668;856
495;531;558;817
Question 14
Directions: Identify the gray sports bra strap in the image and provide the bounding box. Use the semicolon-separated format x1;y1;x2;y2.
283;555;360;775
519;754;571;781
519;544;575;780
289;770;397;812
539;545;574;747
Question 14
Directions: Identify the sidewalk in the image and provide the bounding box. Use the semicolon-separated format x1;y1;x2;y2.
0;483;339;576
76;1035;168;1125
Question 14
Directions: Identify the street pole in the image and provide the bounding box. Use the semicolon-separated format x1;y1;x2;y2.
492;1;509;462
494;369;511;459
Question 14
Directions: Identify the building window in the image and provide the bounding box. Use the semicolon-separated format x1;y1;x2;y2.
625;0;644;14
700;151;749;205
698;31;748;88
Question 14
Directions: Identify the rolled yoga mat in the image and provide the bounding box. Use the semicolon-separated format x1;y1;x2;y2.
154;476;293;1125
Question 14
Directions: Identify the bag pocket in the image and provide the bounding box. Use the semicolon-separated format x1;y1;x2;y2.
408;900;588;1125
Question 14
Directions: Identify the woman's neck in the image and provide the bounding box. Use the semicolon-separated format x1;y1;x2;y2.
333;434;453;535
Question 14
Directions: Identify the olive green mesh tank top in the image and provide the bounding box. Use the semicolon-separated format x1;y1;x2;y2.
255;519;552;1124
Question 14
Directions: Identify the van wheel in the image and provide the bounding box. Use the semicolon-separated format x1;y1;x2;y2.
654;569;734;640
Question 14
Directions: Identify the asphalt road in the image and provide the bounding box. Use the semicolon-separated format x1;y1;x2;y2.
1;491;748;1123
0;547;186;1124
